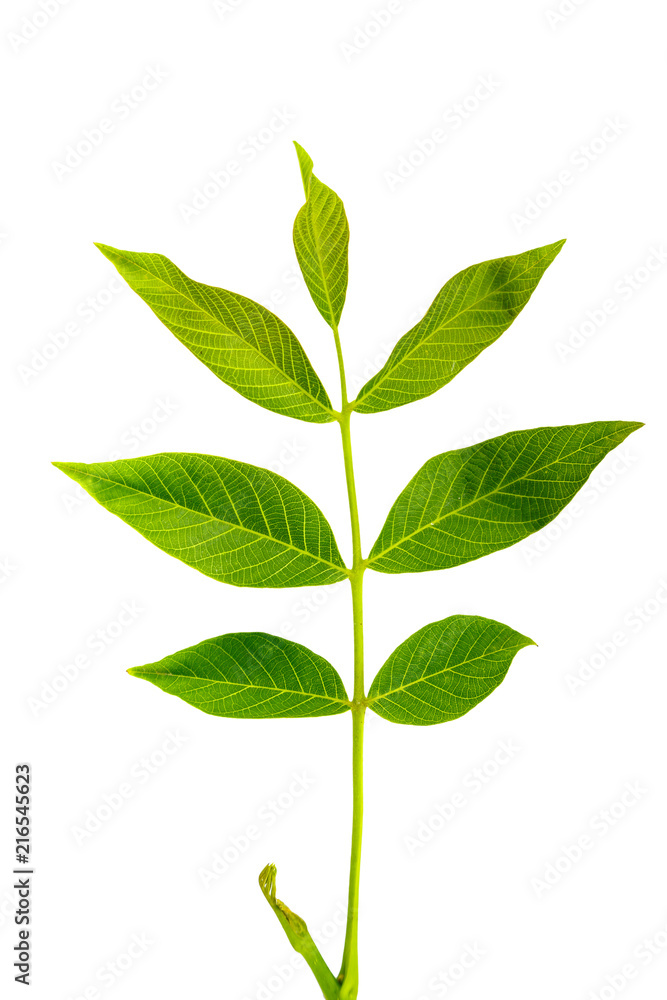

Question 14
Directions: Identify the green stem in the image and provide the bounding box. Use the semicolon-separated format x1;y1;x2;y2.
338;684;364;999
333;322;365;1000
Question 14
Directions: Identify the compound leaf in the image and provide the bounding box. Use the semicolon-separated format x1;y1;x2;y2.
354;240;565;414
367;615;535;725
293;143;349;330
368;421;642;574
95;243;335;423
53;453;347;588
128;631;350;719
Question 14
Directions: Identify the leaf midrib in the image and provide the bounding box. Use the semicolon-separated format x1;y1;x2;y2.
367;642;527;704
355;246;557;407
368;426;623;564
131;666;352;707
72;465;348;576
110;248;335;419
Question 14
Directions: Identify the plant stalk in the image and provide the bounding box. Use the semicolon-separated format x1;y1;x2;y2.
333;322;365;1000
338;685;364;999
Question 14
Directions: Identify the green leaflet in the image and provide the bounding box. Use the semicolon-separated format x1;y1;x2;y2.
367;615;535;725
95;243;335;423
53;453;347;588
354;240;565;414
293;143;349;330
368;421;642;574
128;632;350;719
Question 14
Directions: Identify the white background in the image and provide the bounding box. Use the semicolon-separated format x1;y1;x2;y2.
2;1;666;998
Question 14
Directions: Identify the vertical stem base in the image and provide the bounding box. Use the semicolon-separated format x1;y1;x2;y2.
338;705;364;999
337;407;365;1000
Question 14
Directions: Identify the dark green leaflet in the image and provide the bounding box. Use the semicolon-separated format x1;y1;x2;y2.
95;243;335;423
129;632;350;719
354;240;565;414
368;421;642;573
367;615;535;725
54;453;347;588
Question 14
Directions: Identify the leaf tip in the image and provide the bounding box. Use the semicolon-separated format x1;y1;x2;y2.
616;420;645;443
515;629;538;651
53;461;91;486
126;666;152;682
94;242;128;268
293;142;313;197
52;460;76;477
544;237;567;259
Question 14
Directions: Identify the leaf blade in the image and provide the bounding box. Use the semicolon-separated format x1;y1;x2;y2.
292;143;349;330
354;240;565;414
128;631;350;719
367;615;535;725
95;243;336;423
53;453;347;588
368;421;642;574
